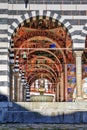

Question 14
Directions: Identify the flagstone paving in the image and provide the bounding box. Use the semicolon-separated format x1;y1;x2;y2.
0;124;87;130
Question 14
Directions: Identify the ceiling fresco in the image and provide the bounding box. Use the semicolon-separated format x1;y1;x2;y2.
11;18;78;101
12;19;74;85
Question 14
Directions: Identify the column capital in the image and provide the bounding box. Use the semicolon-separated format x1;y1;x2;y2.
14;72;19;77
10;64;14;69
74;51;83;57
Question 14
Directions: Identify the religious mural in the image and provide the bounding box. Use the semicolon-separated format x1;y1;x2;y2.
11;18;74;101
67;64;76;101
67;63;87;101
82;64;87;99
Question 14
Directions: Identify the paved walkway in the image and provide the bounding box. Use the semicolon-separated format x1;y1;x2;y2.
0;124;87;130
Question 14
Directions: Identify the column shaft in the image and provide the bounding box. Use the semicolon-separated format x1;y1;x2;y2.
65;64;68;101
10;65;15;101
14;72;20;102
12;72;15;101
17;76;21;101
19;82;23;102
56;83;59;101
60;72;64;101
75;51;83;100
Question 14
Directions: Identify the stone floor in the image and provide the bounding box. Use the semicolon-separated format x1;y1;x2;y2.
0;124;87;130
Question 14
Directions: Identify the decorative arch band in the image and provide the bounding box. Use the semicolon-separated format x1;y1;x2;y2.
8;10;75;45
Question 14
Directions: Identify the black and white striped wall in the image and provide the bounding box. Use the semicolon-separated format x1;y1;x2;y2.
0;0;87;101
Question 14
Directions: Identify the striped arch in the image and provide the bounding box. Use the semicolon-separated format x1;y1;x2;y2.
9;10;76;86
8;11;76;101
80;23;87;49
8;10;75;46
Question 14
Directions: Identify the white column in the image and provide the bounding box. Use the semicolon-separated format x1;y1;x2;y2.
17;74;21;101
10;65;15;101
75;51;83;101
19;82;23;102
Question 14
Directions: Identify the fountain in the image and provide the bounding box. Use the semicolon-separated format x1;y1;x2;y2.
30;78;54;102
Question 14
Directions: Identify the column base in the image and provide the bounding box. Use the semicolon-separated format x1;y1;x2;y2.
75;97;83;102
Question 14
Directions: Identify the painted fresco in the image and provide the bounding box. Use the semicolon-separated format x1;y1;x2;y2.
12;18;74;102
82;64;87;99
67;64;76;101
68;64;87;101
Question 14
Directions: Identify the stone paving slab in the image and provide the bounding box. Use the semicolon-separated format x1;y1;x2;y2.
0;124;87;130
2;102;87;124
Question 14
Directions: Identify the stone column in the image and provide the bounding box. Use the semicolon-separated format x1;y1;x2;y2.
75;51;83;101
23;84;26;101
22;83;27;102
60;72;64;102
13;73;17;101
10;65;15;101
17;74;21;102
19;82;23;102
65;64;68;101
14;72;20;102
56;82;59;102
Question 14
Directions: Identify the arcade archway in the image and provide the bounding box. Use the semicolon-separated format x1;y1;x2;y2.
9;11;76;102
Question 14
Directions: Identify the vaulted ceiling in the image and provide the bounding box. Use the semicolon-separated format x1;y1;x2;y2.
12;18;74;86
